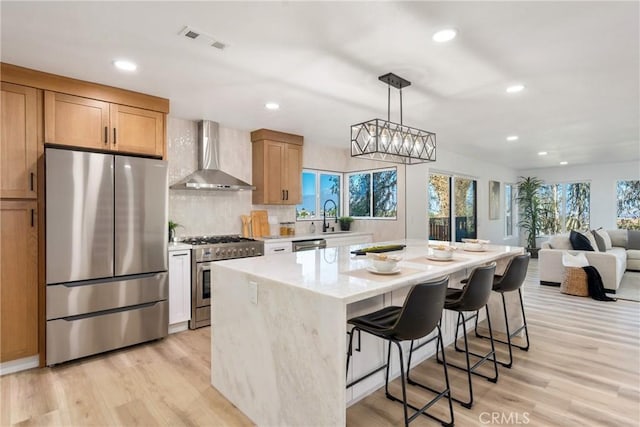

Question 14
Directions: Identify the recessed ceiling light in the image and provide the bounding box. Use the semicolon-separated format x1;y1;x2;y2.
560;161;568;165
113;60;137;72
538;151;548;156
432;29;457;43
506;84;525;93
265;102;280;110
506;135;519;141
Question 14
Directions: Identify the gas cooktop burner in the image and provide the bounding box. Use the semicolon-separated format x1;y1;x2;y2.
185;235;264;262
183;235;257;245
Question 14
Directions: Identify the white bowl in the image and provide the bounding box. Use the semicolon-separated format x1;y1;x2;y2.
462;239;490;251
463;242;484;251
429;245;455;259
366;253;401;272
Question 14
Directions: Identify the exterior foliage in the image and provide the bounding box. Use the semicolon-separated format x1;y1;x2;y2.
349;169;397;218
617;180;640;230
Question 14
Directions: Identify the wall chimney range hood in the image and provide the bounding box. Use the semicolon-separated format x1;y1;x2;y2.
170;121;255;191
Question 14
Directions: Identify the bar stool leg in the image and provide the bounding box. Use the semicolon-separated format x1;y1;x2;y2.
474;288;530;367
346;326;356;380
518;288;531;351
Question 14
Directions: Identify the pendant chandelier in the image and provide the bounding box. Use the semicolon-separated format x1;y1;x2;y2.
351;73;436;165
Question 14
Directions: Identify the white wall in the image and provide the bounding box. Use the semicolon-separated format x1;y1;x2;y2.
518;161;640;230
406;147;520;246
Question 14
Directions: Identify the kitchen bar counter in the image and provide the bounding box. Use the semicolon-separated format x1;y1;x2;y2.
211;239;523;426
256;230;373;244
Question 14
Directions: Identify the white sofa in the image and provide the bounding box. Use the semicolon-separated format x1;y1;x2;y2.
539;230;628;291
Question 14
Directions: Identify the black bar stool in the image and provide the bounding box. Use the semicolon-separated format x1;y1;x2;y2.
435;263;498;409
346;277;454;427
474;253;531;368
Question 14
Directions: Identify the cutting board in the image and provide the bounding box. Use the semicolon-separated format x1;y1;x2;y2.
250;210;269;237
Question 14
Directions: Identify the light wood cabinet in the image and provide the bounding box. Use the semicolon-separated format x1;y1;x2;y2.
44;91;164;157
110;104;164;157
0;200;38;362
251;129;303;205
1;83;38;199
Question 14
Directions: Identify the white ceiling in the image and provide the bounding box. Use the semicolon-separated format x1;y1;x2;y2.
2;1;638;170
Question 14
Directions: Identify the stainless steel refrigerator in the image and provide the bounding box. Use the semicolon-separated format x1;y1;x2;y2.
45;148;168;365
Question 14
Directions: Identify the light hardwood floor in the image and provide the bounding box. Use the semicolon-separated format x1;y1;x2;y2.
1;260;639;426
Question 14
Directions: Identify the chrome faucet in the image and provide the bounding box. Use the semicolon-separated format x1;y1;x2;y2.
322;199;338;233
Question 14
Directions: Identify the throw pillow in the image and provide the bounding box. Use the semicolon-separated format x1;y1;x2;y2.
549;234;573;250
569;230;595;251
562;251;589;267
629;230;640;250
594;228;613;251
591;230;606;251
581;230;599;252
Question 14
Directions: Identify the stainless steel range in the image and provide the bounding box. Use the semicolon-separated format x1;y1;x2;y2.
183;235;264;329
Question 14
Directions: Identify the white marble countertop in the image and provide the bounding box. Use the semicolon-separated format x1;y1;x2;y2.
215;239;522;304
257;231;373;244
168;242;192;251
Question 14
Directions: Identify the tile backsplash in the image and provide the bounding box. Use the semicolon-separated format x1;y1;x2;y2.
167;117;296;237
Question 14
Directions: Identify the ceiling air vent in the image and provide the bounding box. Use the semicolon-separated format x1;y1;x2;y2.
179;26;227;50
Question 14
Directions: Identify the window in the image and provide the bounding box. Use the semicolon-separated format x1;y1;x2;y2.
428;173;477;242
616;180;640;230
347;168;397;218
296;170;341;220
538;182;590;235
505;183;514;237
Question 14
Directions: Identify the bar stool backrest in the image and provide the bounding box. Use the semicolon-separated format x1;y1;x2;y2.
495;253;530;293
453;263;496;312
392;276;449;341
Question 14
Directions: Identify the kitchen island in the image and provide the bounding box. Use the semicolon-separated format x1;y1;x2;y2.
211;239;523;426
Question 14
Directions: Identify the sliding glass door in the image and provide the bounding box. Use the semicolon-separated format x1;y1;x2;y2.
428;173;477;242
454;177;477;241
429;174;451;241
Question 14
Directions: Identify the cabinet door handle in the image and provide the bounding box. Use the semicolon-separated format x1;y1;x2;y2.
31;209;34;227
285;190;289;200
104;126;108;144
274;248;285;252
172;253;188;257
30;172;34;191
282;190;285;200
113;128;117;145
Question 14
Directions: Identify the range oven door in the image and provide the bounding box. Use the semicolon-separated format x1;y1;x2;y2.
195;262;211;308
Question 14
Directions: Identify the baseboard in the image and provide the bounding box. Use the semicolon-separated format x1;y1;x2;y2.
169;321;189;334
540;280;561;287
0;355;39;376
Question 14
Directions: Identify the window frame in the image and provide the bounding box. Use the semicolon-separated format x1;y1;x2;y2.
616;180;640;230
504;183;515;238
295;169;342;222
537;180;591;236
346;166;398;220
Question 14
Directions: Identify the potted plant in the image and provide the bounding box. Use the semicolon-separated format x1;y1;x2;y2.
338;216;354;231
168;220;181;243
516;176;544;258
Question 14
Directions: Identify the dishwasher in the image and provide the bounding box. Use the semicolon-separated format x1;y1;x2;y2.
292;238;327;252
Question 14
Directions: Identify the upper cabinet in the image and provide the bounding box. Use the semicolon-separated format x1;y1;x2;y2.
45;92;164;158
1;82;39;199
251;129;303;205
